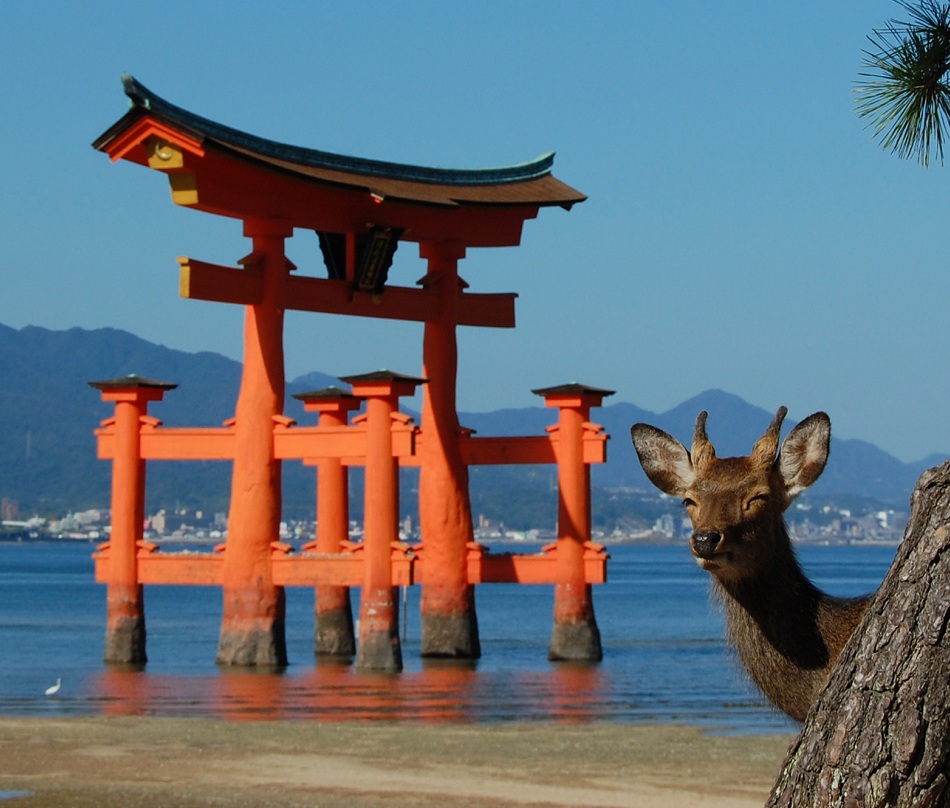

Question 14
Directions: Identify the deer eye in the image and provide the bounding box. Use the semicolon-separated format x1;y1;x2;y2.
745;493;770;510
682;497;697;509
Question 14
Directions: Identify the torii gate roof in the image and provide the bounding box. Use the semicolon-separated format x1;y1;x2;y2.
93;76;586;247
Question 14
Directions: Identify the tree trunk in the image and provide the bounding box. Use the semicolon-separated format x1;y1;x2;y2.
767;461;950;807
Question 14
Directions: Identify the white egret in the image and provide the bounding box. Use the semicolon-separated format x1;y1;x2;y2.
44;678;61;696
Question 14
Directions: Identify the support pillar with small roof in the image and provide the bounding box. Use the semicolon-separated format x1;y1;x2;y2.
293;387;361;658
534;383;613;661
341;371;426;671
88;375;177;665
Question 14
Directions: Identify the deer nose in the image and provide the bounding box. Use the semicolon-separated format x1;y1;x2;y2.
690;531;722;559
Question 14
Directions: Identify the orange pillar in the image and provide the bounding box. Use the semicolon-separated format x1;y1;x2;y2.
417;241;480;659
342;371;424;671
217;218;292;667
295;387;361;657
89;375;176;664
535;383;613;662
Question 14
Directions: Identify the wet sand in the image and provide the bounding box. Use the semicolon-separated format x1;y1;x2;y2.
0;717;794;807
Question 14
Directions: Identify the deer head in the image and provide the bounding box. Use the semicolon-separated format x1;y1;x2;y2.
630;408;831;583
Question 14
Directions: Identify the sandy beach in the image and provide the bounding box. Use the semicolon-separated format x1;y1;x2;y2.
0;717;794;807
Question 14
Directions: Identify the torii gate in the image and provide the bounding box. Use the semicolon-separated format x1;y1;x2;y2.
91;76;606;670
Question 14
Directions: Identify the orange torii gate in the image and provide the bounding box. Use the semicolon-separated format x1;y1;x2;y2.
91;76;609;671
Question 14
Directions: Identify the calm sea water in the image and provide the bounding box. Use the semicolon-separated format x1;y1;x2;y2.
0;541;895;732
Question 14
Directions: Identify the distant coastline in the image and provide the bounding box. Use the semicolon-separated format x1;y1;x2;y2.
0;526;902;548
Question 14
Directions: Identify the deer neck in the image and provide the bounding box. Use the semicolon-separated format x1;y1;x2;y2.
712;522;834;720
716;546;829;666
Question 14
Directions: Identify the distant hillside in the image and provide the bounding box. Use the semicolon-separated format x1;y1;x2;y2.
461;389;936;503
0;323;335;515
0;323;940;518
570;392;939;504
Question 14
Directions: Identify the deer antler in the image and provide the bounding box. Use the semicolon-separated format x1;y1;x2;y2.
751;406;788;467
692;411;716;471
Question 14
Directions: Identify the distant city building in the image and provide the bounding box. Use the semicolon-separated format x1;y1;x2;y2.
1;498;19;522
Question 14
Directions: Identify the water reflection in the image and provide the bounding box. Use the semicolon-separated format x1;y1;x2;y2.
544;662;609;723
90;658;611;723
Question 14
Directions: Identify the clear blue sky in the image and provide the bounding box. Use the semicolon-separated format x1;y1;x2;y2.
1;2;945;463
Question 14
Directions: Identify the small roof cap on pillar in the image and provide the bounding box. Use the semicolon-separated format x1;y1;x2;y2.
291;385;356;402
88;374;178;391
339;370;428;399
532;382;615;398
293;385;361;414
339;370;428;386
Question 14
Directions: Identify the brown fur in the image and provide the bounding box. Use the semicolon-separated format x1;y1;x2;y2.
630;408;871;722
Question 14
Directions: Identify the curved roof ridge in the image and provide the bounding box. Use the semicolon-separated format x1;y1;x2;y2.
120;75;556;186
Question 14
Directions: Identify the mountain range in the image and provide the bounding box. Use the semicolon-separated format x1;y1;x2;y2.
0;323;943;519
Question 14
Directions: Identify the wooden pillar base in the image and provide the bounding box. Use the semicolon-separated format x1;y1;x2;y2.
104;584;146;665
549;619;602;662
355;629;402;672
355;589;402;672
315;590;355;657
104;617;147;665
217;625;288;667
216;587;287;667
421;590;481;658
549;588;602;662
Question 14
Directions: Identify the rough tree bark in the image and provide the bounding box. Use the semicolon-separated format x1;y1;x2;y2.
767;461;950;807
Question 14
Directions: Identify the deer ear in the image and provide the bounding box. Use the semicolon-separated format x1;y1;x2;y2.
777;412;831;498
630;423;694;497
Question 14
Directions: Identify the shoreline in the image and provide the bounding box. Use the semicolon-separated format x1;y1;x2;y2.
0;716;795;807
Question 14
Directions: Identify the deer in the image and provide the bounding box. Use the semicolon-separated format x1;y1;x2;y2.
629;407;871;722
